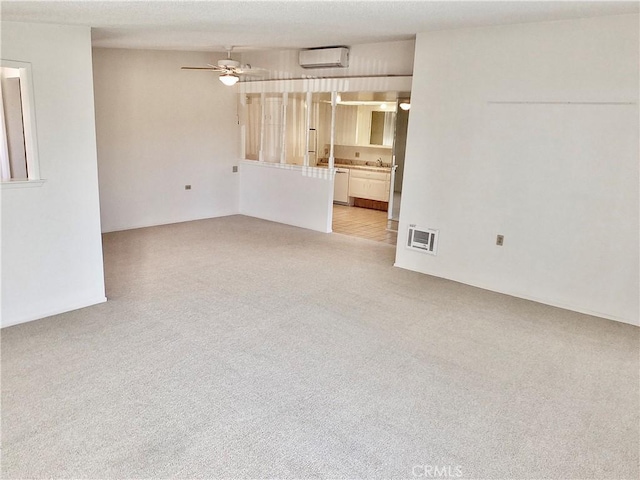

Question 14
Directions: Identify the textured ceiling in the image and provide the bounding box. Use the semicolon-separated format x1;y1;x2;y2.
2;1;638;52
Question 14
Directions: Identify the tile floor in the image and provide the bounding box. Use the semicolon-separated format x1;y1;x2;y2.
332;204;398;245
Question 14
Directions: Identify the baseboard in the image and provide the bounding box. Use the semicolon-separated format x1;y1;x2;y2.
1;296;108;329
393;262;638;327
101;211;240;233
239;211;332;234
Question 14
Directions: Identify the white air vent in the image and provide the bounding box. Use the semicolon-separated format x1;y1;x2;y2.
299;47;349;69
407;225;439;255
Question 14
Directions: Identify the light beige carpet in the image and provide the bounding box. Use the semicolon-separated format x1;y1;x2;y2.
2;215;638;479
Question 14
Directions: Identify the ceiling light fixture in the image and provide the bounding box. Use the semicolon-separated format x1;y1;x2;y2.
399;102;411;110
219;74;239;86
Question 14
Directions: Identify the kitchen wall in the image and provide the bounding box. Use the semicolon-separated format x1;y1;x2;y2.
1;22;106;327
397;14;639;325
93;48;240;232
329;145;392;165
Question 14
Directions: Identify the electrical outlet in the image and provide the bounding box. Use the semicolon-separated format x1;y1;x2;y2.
232;166;238;173
185;185;191;190
355;152;360;158
496;235;504;246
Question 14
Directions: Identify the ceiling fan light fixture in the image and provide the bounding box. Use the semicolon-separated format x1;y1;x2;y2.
219;74;239;86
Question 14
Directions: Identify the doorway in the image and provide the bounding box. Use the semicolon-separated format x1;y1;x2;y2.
328;91;410;245
386;97;410;235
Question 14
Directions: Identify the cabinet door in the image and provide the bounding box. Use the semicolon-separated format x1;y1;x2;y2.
348;177;368;198
350;170;388;181
368;179;388;201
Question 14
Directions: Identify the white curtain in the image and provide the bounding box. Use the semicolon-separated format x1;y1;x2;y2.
383;112;396;147
263;95;282;163
335;105;357;146
285;94;306;165
245;93;332;166
245;94;261;160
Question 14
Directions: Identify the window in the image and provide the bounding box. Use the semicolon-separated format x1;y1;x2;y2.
241;91;399;167
1;61;42;186
243;91;331;166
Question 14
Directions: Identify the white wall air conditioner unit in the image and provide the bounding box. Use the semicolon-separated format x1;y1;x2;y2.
407;225;439;255
299;47;349;69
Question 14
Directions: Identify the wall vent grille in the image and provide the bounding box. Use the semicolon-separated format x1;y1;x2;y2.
407;225;439;255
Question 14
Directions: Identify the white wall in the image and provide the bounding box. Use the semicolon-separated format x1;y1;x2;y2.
239;161;334;233
1;22;106;327
332;145;392;164
397;14;639;325
93;48;240;232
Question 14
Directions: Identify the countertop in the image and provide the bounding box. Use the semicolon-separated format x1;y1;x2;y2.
316;162;392;173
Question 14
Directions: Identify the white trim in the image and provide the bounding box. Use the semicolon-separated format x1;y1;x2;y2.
238;75;413;94
1;296;108;329
392;262;639;327
329;91;337;169
0;81;11;180
19;65;40;180
0;178;46;189
304;91;312;166
0;59;41;182
239;94;247;159
280;92;287;164
258;92;265;161
101;211;240;234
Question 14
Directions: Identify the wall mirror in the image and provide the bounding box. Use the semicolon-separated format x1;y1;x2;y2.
369;111;396;146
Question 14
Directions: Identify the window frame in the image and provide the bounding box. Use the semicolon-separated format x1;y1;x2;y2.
1;59;44;188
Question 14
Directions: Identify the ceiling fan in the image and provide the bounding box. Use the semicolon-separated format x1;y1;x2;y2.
181;47;266;86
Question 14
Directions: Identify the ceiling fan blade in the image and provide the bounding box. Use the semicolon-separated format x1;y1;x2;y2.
182;61;269;79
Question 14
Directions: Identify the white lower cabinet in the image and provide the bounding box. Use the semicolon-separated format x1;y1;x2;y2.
368;179;389;201
348;170;390;202
348;177;368;198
